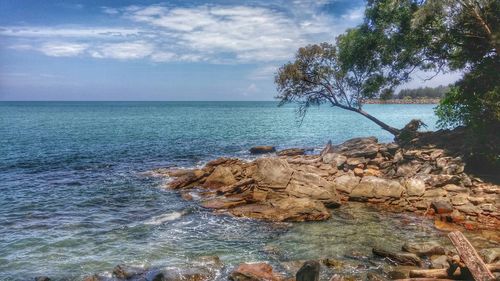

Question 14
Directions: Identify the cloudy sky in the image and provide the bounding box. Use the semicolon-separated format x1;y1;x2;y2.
0;0;459;101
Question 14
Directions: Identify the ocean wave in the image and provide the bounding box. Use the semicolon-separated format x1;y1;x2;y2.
144;211;186;225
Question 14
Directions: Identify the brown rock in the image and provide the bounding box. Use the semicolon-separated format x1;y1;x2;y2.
431;200;453;214
353;167;364;177
405;178;426;196
277;148;305;157
431;255;450;269
203;166;237;189
372;248;423;266
402;241;446;257
229;263;282;281
296;260;320;281
169;170;206;189
322;153;347;167
249;146;276;154
113;264;145;279
350;176;404;200
201;197;246;209
332;175;360;194
252;158;293;189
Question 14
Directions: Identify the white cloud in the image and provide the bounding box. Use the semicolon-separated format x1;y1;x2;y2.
39;42;88;57
0;2;366;63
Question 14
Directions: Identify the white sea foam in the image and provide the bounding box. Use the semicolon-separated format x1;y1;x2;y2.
144;211;184;225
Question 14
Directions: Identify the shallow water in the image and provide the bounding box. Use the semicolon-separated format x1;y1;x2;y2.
1;101;484;280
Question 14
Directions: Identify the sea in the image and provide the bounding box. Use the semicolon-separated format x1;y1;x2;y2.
1;102;468;280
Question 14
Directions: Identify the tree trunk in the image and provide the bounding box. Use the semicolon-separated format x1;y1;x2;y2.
334;103;401;136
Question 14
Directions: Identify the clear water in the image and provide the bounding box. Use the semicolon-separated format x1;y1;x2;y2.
0;102;459;280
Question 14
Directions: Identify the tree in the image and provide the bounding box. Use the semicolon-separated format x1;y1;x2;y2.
275;41;400;136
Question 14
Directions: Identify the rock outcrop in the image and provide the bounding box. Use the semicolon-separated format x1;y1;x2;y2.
159;136;499;229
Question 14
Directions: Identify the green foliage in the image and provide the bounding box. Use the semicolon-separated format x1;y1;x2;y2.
397;85;449;99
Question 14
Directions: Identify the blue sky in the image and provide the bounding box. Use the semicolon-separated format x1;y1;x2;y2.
0;0;460;101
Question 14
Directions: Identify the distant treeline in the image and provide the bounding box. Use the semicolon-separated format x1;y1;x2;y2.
395;85;450;99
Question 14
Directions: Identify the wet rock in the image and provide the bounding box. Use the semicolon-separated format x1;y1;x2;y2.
405;179;425;196
321;258;344;268
230;263;282;281
386;270;406;280
250;146;276;154
113;264;145;279
201;197;246;209
402;241;446;257
366;272;388;281
372;248;423;266
333;175;360;194
34;277;51;281
252;158;293;189
203;166;237;189
431;200;453;214
431;255;450;269
479;248;500;263
296;260;320;281
144;269;165;281
277;148;305;157
169;170;206;189
350;176;404;200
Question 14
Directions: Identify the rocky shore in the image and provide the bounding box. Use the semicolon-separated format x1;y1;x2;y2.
362;99;440;104
160;136;499;231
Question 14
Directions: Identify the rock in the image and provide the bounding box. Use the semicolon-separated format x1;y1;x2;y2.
479;248;500;263
387;270;407;280
320;140;334;156
366;272;388;281
201;197;246;209
287;172;341;208
229;263;282;281
144;269;165;281
443;184;468;192
353;167;364;177
402;241;446;257
405;179;425;196
203;166;237;188
333;175;360;194
363;168;382;177
229;197;330;222
249;146;276;154
34;277;51;281
431;255;450;269
113;264;145;279
431;200;453;214
350;176;404;200
450;194;469;206
396;163;421;178
169;170;206;189
322;153;347;167
333;137;379;158
321;258;344;268
296;260;320;281
346;157;367;167
252;158;293;189
423;188;448;198
372;248;423;266
424;175;461;187
277;148;305;157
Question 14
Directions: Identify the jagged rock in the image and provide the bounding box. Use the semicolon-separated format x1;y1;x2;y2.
201;197;246;209
333;137;380;158
203;166;237;188
250;146;276;154
322;153;347;167
287;171;340;208
405;178;425;196
402;241;446;257
229;197;330;222
296;260;320;281
346;157;367;167
332;174;360;194
321;140;334;156
372;248;423;266
350;176;404;200
396;163;421;178
277;148;306;157
252;158;293;189
229;263;282;281
169;170;206;189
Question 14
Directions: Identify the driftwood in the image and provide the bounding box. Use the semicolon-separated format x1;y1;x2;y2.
448;231;495;281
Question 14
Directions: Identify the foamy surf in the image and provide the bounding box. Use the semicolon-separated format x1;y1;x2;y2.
144;211;185;225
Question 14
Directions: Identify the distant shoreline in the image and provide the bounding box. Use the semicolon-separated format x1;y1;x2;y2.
363;98;440;104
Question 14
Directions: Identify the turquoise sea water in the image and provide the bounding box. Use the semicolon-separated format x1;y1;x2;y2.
0;102;446;280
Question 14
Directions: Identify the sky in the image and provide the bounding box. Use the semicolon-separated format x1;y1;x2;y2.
0;0;461;101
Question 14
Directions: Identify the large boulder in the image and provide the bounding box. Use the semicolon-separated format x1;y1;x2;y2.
350;176;405;200
332;174;360;194
322;153;347;167
252;158;293;189
250;146;276;154
203;166;237;188
286;172;340;208
404;178;426;196
229;197;330;222
230;263;282;281
372;248;423;266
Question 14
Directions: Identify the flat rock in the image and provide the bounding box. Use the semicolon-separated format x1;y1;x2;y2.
250;146;276;154
322;153;347;167
402;241;446;257
372;248;423;266
252;158;293;189
229;263;282;281
333;137;380;158
277;148;305;157
203;166;237;189
430;255;450;269
350;176;404;200
332;175;360;194
479;248;500;263
431;200;453;214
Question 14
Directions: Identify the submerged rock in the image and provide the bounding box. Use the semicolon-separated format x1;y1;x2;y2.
372;248;423;266
296;260;320;281
230;263;282;281
250;146;276;154
402;241;446;257
112;264;145;279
